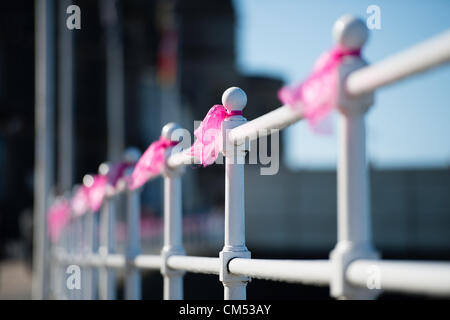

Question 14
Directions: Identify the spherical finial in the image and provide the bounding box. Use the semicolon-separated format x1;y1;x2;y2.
82;174;94;187
98;162;111;175
333;15;368;50
221;87;247;111
123;147;141;163
161;122;182;140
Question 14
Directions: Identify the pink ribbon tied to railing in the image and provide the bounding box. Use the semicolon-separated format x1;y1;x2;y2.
278;45;361;131
189;105;242;166
85;174;108;212
107;161;135;187
128;137;179;190
47;198;71;243
71;185;90;216
71;175;108;215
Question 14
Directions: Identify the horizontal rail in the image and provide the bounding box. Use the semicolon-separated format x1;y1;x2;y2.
167;256;220;275
228;105;302;145
133;254;162;270
167;151;197;170
228;258;330;286
347;30;450;96
346;259;450;297
56;253;126;269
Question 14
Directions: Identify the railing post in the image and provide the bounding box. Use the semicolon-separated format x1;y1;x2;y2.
160;123;185;300
125;186;142;300
329;15;380;300
99;165;117;300
124;148;143;300
219;87;251;300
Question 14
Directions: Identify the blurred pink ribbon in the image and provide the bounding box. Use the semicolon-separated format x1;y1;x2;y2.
107;161;135;187
71;175;108;215
86;175;108;212
71;186;90;216
189;105;242;166
48;198;71;243
278;46;361;131
128;137;179;190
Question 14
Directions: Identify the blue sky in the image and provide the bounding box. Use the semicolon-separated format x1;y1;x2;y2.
233;0;450;169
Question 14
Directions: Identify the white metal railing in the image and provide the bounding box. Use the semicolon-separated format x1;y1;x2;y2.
48;15;450;300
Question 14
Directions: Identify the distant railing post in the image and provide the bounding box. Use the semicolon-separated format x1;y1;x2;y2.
85;210;99;300
125;187;142;299
99;188;117;300
161;123;186;300
219;87;251;300
123;149;143;300
329;15;380;300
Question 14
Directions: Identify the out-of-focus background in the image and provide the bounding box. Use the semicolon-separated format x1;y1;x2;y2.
0;0;449;299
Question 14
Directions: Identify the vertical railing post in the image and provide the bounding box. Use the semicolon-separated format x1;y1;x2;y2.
124;149;143;300
219;87;251;300
160;123;185;300
82;175;99;300
329;15;380;300
125;185;142;299
99;165;117;300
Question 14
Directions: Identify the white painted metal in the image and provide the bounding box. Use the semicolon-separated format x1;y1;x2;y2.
125;189;142;299
167;256;220;275
84;211;99;300
33;0;55;300
161;123;186;300
347;29;450;96
99;197;117;299
167;150;197;170
228;259;331;285
329;15;379;300
134;255;162;269
228;105;302;146
219;87;251;300
347;260;450;297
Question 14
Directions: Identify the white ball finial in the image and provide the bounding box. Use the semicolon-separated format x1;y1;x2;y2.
333;15;368;50
83;174;94;187
221;87;247;112
123;147;141;163
98;162;111;175
161;122;181;140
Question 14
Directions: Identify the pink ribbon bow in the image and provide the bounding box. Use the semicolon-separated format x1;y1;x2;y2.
278;46;361;130
189;105;242;167
129;137;179;190
47;198;71;243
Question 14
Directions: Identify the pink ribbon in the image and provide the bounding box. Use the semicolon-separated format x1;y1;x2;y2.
107;161;134;187
71;186;90;216
85;175;108;212
71;175;108;215
128;137;179;190
189;105;242;166
48;198;71;243
278;46;361;130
